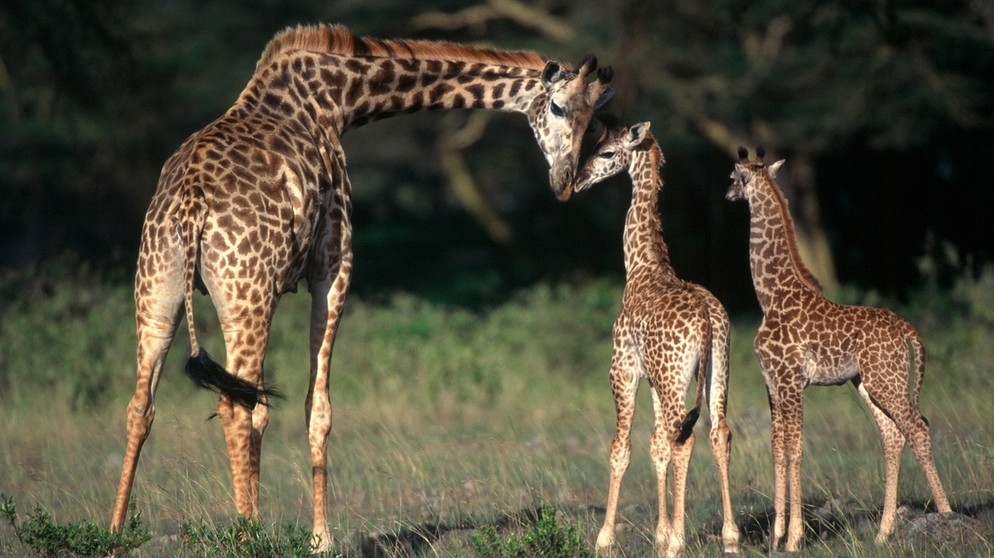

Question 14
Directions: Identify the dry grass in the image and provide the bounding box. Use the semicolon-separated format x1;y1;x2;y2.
1;272;992;556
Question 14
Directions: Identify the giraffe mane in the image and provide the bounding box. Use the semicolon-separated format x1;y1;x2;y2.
760;166;824;293
257;24;558;73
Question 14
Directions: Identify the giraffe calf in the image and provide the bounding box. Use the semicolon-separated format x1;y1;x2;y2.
574;121;740;557
727;147;952;552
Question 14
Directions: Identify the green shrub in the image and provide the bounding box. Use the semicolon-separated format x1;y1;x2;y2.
179;517;321;558
471;506;594;558
1;493;150;557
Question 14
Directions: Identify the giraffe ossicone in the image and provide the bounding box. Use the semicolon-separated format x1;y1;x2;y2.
110;23;613;552
728;147;952;553
574;120;741;557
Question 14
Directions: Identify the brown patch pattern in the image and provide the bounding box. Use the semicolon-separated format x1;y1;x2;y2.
727;149;952;553
110;24;613;552
574;123;741;557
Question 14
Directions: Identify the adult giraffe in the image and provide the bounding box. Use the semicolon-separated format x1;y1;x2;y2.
110;23;613;550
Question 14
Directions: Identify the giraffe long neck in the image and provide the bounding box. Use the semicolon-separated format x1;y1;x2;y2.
745;174;822;312
237;25;551;134
623;142;676;281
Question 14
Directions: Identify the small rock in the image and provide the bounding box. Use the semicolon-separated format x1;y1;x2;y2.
899;512;987;549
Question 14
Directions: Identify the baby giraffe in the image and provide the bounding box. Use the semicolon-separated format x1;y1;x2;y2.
574;121;741;557
727;147;952;552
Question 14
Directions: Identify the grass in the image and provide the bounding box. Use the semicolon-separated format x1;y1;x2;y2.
0;262;992;556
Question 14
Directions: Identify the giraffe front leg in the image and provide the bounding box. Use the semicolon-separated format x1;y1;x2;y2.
596;358;638;556
767;390;788;552
781;395;805;553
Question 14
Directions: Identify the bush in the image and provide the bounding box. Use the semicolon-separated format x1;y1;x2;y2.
471;506;594;558
1;493;150;557
179;517;320;558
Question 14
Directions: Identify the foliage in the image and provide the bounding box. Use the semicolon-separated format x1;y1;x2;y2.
0;258;134;408
2;1;993;305
0;493;150;557
179;517;320;558
1;272;993;556
471;506;595;558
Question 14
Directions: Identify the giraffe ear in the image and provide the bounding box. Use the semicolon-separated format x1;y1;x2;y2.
541;61;564;88
769;159;786;178
627;121;651;147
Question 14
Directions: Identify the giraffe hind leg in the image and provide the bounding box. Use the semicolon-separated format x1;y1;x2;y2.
112;249;185;531
855;380;906;544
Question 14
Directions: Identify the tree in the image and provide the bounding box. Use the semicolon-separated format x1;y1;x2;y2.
584;0;994;292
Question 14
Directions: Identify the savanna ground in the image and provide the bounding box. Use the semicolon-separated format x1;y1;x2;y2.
1;259;992;556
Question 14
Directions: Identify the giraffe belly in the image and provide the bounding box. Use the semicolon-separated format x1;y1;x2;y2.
803;348;859;386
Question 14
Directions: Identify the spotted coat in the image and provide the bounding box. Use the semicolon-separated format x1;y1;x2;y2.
727;147;952;552
111;23;614;551
573;122;741;557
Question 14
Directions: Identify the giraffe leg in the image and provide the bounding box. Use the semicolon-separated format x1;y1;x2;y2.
766;383;789;552
305;243;353;552
781;390;805;553
249;369;271;515
111;306;182;530
707;325;741;554
858;369;951;544
904;420;951;514
647;388;675;557
854;380;905;544
214;314;274;521
111;242;184;531
666;427;695;558
596;355;638;556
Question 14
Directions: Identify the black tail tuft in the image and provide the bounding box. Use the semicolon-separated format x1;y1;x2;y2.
676;408;701;444
184;350;283;409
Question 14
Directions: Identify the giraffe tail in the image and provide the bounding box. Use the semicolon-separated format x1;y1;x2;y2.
677;310;710;444
177;205;281;410
907;325;928;423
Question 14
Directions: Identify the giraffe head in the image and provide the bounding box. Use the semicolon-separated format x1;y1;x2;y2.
528;55;614;202
573;120;652;193
726;146;786;201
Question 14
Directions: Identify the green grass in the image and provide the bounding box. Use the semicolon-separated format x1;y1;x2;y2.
1;263;992;556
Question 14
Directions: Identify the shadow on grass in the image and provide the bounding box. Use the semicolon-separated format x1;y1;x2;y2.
354;506;547;557
723;497;993;554
352;497;993;556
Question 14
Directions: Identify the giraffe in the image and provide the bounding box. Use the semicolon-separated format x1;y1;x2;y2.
727;147;952;552
573;121;741;557
109;23;614;551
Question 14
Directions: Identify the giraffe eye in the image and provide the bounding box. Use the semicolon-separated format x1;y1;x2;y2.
550;100;566;117
598;151;616;159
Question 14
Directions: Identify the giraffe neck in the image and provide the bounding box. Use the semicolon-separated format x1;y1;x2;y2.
237;24;552;133
623;141;676;281
745;173;822;312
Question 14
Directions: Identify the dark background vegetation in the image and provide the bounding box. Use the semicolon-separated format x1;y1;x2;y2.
2;0;992;313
